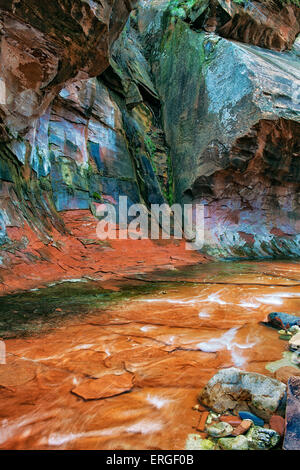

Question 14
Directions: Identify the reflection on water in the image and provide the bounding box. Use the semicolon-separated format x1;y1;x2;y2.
0;260;299;449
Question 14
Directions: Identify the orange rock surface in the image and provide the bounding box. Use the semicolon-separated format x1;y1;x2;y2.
0;210;208;295
275;366;300;384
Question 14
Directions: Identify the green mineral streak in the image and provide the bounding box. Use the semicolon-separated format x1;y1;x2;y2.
144;135;156;161
167;0;208;21
157;20;210;201
0;280;177;339
166;0;300;18
165;152;174;206
92;191;102;201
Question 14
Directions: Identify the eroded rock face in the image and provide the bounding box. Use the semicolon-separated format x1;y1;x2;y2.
0;0;137;135
149;16;300;258
212;0;300;51
192;118;300;258
71;372;134;400
0;13;169;247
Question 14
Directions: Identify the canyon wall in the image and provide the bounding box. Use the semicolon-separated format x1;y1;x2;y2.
139;0;300;258
0;0;299;266
0;1;170;253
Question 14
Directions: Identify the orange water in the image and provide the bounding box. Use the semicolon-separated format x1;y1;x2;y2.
0;260;299;449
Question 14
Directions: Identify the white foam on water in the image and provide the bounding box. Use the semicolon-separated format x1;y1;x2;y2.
47;278;88;287
0;411;55;445
48;418;164;446
197;328;257;356
146;394;170;409
198;292;228;305
198;311;210;318
48;431;99;446
74;344;94;350
231;349;247;367
140;326;155;332
234;343;254;350
275;292;300;297
126;419;163;434
26;343;94;361
196;327;239;352
136;298;197;305
230;336;257;367
136;290;234;308
238;301;260;308
255;292;300;306
256;295;283;306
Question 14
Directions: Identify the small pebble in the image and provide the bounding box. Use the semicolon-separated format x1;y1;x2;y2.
192;404;205;411
197;411;209;432
206;421;233;438
218;435;249;450
232;419;253;436
220;415;242;427
238;411;264;427
269;415;285;437
185;434;215;450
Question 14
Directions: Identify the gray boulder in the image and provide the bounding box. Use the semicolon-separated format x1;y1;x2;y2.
199;368;286;420
218;435;249;450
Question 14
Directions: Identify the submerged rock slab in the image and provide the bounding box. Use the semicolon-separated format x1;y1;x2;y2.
283;376;300;450
199;368;286;420
0;358;37;387
71;372;134;400
206;421;233;437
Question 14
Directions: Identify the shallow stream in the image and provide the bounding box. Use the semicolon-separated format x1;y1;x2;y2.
0;260;299;449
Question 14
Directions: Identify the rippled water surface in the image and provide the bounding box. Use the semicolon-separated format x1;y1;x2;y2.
0;260;299;449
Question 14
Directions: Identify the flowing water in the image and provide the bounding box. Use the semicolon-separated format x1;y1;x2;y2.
0;260;300;450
